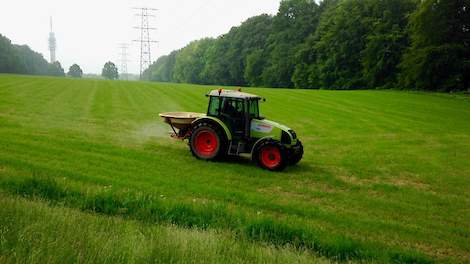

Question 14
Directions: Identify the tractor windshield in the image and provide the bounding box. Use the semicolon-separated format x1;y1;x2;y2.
249;99;260;119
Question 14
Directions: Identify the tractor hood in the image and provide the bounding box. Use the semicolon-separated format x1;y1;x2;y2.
252;119;291;133
251;118;296;145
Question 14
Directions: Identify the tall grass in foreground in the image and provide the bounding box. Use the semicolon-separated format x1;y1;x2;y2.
0;176;432;263
0;193;325;264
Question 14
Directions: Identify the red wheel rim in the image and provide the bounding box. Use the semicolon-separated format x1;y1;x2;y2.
194;130;219;157
260;146;281;169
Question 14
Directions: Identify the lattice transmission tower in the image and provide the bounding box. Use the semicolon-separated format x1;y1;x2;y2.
118;43;130;80
133;7;158;80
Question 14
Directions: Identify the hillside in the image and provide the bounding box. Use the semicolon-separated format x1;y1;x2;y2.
0;74;469;263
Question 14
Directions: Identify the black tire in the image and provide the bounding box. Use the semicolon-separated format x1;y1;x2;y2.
254;140;288;171
189;122;227;160
288;140;304;165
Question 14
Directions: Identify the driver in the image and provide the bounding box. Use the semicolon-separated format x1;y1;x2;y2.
222;100;238;115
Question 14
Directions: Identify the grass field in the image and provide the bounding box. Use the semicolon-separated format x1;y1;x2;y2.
0;74;469;263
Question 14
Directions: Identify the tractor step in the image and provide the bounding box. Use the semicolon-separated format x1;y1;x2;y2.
228;141;249;155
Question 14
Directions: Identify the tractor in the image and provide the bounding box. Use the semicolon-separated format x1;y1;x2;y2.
160;89;303;171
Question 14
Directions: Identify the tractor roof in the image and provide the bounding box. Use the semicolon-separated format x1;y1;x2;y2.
207;89;261;99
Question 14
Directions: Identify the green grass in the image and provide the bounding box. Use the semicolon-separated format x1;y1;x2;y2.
0;194;323;263
0;74;469;263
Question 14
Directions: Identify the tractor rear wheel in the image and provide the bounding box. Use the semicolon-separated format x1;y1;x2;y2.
255;141;287;171
190;122;227;160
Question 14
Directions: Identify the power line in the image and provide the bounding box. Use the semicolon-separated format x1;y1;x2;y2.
118;43;130;80
133;7;158;81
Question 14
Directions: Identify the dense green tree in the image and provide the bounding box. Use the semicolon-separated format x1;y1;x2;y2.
399;0;469;91
144;51;177;82
204;14;273;86
101;61;119;80
360;0;416;88
0;34;21;73
14;45;51;75
173;38;215;84
68;64;83;78
293;0;415;89
200;37;231;85
244;49;266;87
48;61;65;77
293;0;366;89
261;0;320;88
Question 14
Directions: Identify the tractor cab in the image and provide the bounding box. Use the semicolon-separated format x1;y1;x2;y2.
206;89;262;139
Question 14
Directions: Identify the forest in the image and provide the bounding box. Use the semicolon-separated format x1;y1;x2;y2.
0;34;65;77
144;0;469;91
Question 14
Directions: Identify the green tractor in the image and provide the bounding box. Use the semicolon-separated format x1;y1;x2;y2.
160;89;303;171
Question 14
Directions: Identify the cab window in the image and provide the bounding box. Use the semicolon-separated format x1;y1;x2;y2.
221;98;244;117
207;97;220;116
249;99;259;119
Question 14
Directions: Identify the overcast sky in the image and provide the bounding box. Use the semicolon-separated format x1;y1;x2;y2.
0;0;281;74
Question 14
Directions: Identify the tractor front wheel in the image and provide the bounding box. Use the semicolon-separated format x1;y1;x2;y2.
255;141;287;171
190;122;227;160
288;140;304;165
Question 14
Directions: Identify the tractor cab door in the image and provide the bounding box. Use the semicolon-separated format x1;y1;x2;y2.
219;97;246;139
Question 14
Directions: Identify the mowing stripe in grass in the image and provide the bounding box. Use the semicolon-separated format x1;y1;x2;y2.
0;176;433;263
1;132;467;254
2;75;469;262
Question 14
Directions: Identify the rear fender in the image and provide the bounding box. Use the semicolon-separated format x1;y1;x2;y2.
192;116;232;140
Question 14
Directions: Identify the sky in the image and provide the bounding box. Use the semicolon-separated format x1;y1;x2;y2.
0;0;281;74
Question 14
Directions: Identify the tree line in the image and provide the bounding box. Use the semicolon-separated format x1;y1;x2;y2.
145;0;469;91
0;34;121;80
0;34;65;77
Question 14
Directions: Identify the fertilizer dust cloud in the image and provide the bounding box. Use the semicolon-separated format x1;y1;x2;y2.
133;122;171;143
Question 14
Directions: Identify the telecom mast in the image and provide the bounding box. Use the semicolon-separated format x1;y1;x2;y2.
48;17;57;63
133;7;158;80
